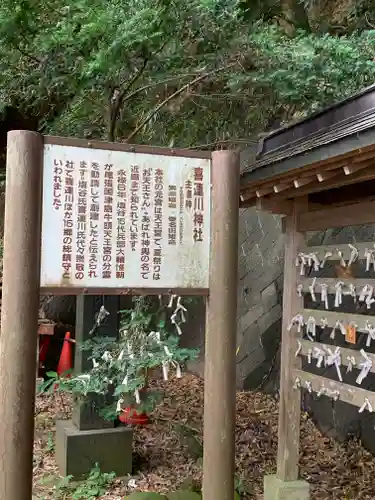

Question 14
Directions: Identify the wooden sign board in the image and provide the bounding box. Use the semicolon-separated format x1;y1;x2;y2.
40;139;211;294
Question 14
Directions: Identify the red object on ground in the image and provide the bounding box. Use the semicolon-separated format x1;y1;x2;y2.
119;408;149;425
57;331;73;376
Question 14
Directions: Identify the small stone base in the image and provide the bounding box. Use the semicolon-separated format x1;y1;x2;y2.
55;420;133;480
264;475;310;500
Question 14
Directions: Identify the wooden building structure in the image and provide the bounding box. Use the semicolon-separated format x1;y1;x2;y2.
240;84;375;500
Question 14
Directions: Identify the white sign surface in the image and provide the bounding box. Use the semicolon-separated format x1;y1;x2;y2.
41;144;211;290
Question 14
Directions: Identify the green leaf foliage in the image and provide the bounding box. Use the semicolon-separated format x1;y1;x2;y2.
1;0;375;149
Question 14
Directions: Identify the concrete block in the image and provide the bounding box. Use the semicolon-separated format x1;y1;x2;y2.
56;420;133;480
258;304;282;334
261;282;278;312
238;304;264;334
264;475;310;500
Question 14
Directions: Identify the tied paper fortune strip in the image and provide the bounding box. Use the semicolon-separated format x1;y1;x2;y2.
170;296;187;336
309;278;317;302
359;284;375;309
306;316;316;341
320;251;333;269
334;281;344;308
359;398;373;413
320;283;329;309
365;321;375;347
356;349;373;385
162;345;182;381
364;245;375;272
324;346;343;382
346;356;356;373
348;244;359;267
296;252;320;276
330;320;346;340
287;314;304;333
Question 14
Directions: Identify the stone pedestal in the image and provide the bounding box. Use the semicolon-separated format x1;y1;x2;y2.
55;295;132;480
264;475;310;500
56;420;133;480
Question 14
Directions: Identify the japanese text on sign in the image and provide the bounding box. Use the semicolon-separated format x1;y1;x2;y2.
41;144;211;290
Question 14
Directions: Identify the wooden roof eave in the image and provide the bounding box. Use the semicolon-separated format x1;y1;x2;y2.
239;142;375;212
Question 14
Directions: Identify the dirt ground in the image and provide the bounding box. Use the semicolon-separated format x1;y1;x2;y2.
33;374;375;499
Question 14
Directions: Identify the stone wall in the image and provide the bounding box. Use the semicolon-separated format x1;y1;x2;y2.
180;146;286;390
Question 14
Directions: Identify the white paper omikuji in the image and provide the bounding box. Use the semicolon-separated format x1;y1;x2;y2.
116;398;124;412
162;362;169;381
134;389;141;404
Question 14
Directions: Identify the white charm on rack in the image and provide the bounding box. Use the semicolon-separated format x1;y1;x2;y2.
364;245;375;272
288;314;304;332
316;385;327;397
330;390;340;401
295;340;302;357
296;284;303;298
348;244;359;267
359;284;370;302
305;381;313;393
359;397;373;413
356;350;373;385
293;377;301;389
313;346;325;368
365;321;375;347
307;348;313;364
320;251;333;269
321;317;328;329
346;356;356;373
324;346;343;382
320;283;329;309
366;286;375;309
330;320;346;340
337;250;346;268
348;284;357;304
296;252;320;276
334;281;344;308
309;278;317;302
306;316;316;341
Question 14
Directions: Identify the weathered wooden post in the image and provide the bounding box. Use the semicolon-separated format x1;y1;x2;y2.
0;131;43;500
203;150;240;500
263;197;310;500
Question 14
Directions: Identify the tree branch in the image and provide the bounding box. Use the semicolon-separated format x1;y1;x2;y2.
125;62;238;143
108;57;150;141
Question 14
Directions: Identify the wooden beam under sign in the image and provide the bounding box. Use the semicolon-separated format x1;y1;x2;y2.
293;369;375;410
256;198;292;215
298;198;375;231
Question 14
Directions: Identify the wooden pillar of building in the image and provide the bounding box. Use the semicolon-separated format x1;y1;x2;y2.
264;197;310;500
